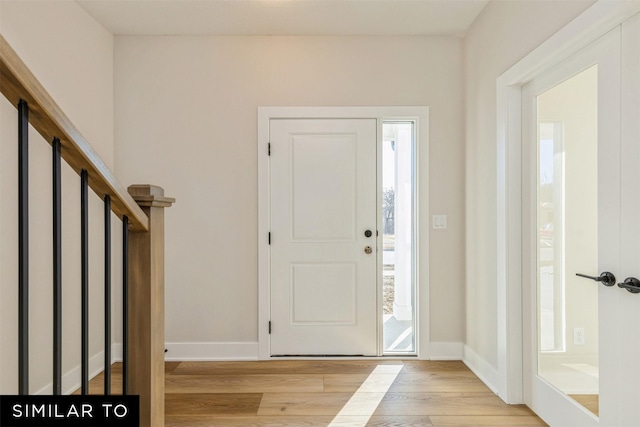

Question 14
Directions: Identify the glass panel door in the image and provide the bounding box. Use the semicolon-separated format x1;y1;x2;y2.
536;65;599;416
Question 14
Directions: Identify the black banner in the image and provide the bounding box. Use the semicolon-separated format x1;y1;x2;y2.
0;395;139;427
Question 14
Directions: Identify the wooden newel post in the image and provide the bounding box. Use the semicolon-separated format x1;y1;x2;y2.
127;185;175;427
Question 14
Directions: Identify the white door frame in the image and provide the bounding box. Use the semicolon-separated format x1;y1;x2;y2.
258;106;429;360
496;0;640;404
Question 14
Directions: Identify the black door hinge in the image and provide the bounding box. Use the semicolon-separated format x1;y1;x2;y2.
268;143;271;156
268;232;271;245
268;321;272;334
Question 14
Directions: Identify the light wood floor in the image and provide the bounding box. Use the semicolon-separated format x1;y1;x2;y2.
569;394;599;416
85;360;547;426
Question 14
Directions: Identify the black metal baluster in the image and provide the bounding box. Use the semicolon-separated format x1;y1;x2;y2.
52;137;62;395
18;99;29;395
104;195;112;395
81;170;89;394
122;215;129;395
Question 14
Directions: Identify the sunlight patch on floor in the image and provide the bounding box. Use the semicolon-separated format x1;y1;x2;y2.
387;326;413;351
563;363;599;378
328;364;403;426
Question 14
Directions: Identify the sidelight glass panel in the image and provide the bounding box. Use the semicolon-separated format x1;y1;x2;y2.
537;65;599;416
382;122;416;354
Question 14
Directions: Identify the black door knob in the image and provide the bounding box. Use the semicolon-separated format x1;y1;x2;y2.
618;277;640;294
575;272;616;287
364;230;373;238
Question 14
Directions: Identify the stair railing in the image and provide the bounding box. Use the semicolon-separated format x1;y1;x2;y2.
1;33;173;427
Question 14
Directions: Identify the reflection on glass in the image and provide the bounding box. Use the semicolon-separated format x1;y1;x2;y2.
537;65;599;416
382;122;415;354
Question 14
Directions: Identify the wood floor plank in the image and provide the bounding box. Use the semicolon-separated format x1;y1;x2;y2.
72;373;122;395
166;361;182;374
388;372;492;393
372;393;534;416
84;376;122;395
166;415;434;426
430;415;548;426
337;415;434;426
323;372;491;393
257;392;356;416
166;374;324;393
171;360;406;376
400;361;470;373
367;415;434;426
323;374;403;393
165;415;337;426
166;393;263;415
322;374;374;393
83;362;183;375
74;361;179;395
569;394;599;416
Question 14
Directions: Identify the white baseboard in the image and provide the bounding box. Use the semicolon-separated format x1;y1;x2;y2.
429;341;463;360
31;343;124;395
34;350;108;395
463;344;499;394
112;343;123;362
164;342;259;361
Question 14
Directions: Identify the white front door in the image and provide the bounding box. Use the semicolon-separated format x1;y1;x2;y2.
269;118;378;356
522;21;640;426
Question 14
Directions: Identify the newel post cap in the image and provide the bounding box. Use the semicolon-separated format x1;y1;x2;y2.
128;184;175;208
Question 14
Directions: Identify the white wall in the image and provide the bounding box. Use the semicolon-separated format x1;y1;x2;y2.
114;35;465;357
463;0;595;381
0;0;118;393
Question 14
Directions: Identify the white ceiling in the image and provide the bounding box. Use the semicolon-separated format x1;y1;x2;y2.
75;0;490;37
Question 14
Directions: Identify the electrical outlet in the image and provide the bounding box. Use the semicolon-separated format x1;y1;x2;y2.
574;327;585;345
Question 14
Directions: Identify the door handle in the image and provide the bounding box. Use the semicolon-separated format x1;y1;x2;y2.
364;246;373;254
575;272;616;287
618;277;640;294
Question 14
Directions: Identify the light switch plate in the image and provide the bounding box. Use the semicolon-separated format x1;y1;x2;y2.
432;215;447;229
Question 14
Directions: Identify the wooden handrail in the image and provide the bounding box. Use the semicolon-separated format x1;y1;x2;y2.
2;34;172;426
0;34;148;231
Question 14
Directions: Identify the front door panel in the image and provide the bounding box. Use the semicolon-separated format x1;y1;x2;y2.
269;119;377;356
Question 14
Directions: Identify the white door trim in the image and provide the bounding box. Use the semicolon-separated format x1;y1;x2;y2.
496;0;640;404
258;106;429;360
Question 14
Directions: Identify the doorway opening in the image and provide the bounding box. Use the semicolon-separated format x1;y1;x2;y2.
382;121;416;354
257;107;429;360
